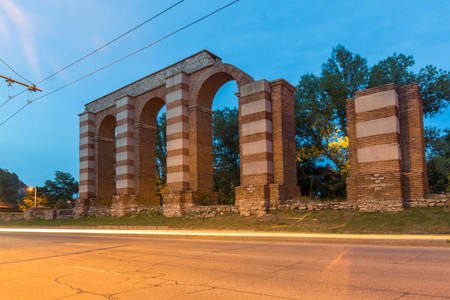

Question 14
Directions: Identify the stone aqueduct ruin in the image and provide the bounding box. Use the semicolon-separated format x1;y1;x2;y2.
78;50;428;216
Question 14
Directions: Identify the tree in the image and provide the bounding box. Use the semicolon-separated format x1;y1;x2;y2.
417;65;450;117
424;126;449;159
212;107;240;204
321;44;369;136
18;190;49;211
295;45;450;199
424;127;450;193
0;168;26;203
368;53;416;88
40;171;78;207
369;53;450;117
427;157;450;194
295;45;364;198
155;113;167;202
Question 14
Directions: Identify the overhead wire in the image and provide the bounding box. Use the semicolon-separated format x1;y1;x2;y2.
0;58;34;85
0;59;34;109
0;0;240;128
0;0;184;110
35;0;185;85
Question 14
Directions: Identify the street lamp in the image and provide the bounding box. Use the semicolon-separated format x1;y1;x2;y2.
27;186;37;208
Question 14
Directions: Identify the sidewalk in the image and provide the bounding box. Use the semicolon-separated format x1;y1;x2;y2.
1;226;449;247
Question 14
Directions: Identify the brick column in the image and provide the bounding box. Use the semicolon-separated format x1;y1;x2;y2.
269;79;298;204
134;123;159;206
79;112;95;199
94;135;115;205
347;84;403;211
346;98;358;201
188;104;217;205
397;83;428;204
115;95;135;195
236;79;274;216
163;72;190;216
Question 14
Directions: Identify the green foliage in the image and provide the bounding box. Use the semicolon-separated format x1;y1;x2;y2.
368;53;416;87
213;107;240;205
0;168;26;203
418;65;450;117
295;45;364;198
40;171;78;206
156;113;167;203
198;191;211;206
427;157;450;194
156;113;167;184
296;45;450;199
425;126;450;159
155;175;166;205
368;53;450;117
425;127;450;194
18;190;49;211
321;44;369;135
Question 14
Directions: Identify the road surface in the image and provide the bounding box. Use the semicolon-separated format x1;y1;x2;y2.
0;233;448;299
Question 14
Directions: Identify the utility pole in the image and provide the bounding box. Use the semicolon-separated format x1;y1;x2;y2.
0;74;42;95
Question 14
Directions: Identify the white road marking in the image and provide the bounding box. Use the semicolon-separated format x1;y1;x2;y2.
74;266;122;275
0;237;24;241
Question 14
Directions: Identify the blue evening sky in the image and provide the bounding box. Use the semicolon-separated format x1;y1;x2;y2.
0;0;449;186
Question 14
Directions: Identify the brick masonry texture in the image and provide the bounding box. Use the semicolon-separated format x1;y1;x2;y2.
77;50;299;217
347;83;428;211
78;51;433;217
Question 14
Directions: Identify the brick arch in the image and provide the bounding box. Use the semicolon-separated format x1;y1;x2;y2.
96;113;116;138
134;87;167;125
96;114;116;203
134;97;166;206
78;50;298;218
187;64;253;204
136;97;166;126
191;63;254;109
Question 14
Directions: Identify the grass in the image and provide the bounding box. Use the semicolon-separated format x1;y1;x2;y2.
0;207;448;235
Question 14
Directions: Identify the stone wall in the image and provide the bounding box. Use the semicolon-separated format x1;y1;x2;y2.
407;194;449;208
184;205;239;219
74;197;163;218
0;212;24;221
1;196;448;222
271;196;449;212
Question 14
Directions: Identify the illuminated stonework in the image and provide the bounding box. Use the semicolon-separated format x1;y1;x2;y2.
346;83;428;211
78;50;298;217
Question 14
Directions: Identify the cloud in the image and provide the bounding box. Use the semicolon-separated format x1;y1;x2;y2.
0;0;28;29
0;0;40;77
0;10;11;43
91;35;107;51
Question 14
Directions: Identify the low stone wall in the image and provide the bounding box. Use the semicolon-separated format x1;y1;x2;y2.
271;201;357;211
407;195;450;208
357;199;404;212
184;205;239;219
6;195;445;222
24;207;51;220
74;198;163;218
270;200;420;212
86;207;163;218
23;207;75;220
0;212;24;221
56;209;73;220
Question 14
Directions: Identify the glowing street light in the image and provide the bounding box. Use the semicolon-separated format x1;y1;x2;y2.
28;186;37;208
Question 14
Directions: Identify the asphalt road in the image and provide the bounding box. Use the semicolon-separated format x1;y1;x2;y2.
0;233;448;299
